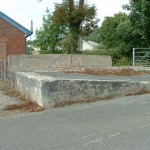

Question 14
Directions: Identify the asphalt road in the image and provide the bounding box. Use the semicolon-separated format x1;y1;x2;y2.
0;94;150;150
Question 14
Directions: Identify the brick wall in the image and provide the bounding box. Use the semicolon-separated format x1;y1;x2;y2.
0;18;26;58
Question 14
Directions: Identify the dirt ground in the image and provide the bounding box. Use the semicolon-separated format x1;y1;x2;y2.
65;67;150;76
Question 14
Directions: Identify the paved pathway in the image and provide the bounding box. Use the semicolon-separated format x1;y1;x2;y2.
0;91;28;119
0;94;150;150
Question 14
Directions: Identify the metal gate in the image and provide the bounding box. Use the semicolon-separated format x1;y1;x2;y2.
133;48;150;67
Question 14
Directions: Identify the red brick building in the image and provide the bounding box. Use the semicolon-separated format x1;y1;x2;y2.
0;11;32;59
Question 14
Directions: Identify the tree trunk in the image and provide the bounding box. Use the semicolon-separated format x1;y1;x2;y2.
79;0;84;10
68;0;84;53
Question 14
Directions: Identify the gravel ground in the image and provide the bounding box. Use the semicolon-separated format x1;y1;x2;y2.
37;72;150;82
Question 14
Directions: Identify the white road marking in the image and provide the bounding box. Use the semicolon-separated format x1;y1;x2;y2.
138;124;150;128
46;134;97;149
109;133;120;138
84;138;103;145
144;116;150;120
77;134;96;140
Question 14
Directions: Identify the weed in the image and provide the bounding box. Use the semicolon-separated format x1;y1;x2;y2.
64;67;150;76
53;99;98;108
0;81;44;112
4;101;43;112
125;88;150;96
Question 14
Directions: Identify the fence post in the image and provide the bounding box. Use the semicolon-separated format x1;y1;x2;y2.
133;48;135;67
0;61;2;80
4;59;6;81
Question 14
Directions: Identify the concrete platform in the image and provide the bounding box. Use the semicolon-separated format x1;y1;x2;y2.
8;70;150;107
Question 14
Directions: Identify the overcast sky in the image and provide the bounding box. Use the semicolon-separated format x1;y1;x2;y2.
0;0;129;39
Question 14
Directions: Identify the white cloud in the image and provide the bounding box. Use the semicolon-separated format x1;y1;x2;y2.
1;0;129;39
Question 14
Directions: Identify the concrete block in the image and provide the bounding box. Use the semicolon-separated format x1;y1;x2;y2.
8;54;112;71
7;70;150;107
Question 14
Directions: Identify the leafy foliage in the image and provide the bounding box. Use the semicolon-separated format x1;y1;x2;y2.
124;0;150;47
53;0;98;53
83;27;101;43
98;12;134;57
85;0;150;59
35;10;63;53
36;0;150;66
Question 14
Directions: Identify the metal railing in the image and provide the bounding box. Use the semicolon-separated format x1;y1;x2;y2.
0;60;6;81
133;48;150;67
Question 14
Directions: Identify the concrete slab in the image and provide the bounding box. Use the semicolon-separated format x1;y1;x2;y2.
37;71;150;82
7;70;150;107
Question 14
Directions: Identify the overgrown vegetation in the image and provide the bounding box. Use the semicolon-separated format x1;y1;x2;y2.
80;49;132;66
0;81;44;112
64;67;150;76
34;0;150;66
36;9;64;54
36;0;98;53
4;101;43;112
53;99;98;108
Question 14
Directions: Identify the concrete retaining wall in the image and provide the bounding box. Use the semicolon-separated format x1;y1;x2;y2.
8;54;112;71
8;70;150;107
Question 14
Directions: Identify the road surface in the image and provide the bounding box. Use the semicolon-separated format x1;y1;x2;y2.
0;93;150;150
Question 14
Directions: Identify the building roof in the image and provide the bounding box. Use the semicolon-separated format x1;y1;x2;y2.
0;11;32;37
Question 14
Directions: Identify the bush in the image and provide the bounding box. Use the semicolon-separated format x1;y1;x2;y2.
80;49;132;66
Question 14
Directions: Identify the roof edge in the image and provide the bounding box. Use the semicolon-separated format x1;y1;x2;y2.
0;11;33;37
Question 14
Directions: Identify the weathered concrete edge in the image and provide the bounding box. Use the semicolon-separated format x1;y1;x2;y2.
7;70;56;106
8;54;112;71
42;79;150;106
7;70;150;107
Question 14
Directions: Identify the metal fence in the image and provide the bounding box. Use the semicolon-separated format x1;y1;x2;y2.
133;48;150;67
0;60;6;81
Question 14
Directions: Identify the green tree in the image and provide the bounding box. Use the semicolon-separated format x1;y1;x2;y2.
99;12;137;57
83;27;101;43
99;12;128;48
124;0;150;47
53;0;97;53
35;10;63;53
115;19;134;56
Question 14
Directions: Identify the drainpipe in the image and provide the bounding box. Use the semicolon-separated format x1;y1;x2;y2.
25;20;33;54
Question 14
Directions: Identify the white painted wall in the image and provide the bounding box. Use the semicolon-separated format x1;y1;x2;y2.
82;40;98;51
